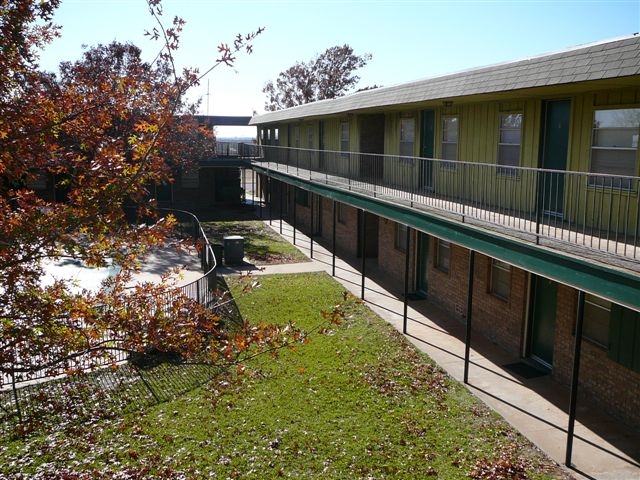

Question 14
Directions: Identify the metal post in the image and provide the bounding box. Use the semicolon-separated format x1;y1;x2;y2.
279;183;283;235
566;290;586;467
293;189;297;245
332;200;337;277
268;177;272;226
310;193;314;259
258;174;263;218
360;210;366;300
403;227;412;334
464;250;475;384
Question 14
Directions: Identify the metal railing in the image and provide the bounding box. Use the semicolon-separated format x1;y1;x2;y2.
251;145;640;265
215;141;260;158
2;209;220;391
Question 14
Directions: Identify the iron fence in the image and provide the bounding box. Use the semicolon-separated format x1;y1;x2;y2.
252;145;640;263
1;208;221;393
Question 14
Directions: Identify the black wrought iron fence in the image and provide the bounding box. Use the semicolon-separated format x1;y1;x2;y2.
1;208;220;394
252;145;640;262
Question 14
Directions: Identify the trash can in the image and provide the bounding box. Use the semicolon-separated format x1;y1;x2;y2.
223;235;244;265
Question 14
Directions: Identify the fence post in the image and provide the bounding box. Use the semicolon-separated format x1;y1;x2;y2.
11;370;22;424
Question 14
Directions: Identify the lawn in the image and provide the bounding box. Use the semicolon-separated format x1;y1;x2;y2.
0;272;571;479
202;219;309;265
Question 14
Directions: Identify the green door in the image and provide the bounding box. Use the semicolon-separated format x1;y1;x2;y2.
529;276;558;368
420;110;435;190
415;232;430;296
539;99;570;216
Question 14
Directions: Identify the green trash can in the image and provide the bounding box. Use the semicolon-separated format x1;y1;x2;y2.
223;235;244;265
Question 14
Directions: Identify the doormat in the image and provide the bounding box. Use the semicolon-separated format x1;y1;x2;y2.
503;362;549;379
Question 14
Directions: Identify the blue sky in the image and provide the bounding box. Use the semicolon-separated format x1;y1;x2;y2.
38;0;640;137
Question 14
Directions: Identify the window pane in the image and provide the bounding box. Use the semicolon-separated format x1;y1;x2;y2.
491;259;511;300
590;108;640;178
436;240;450;272
498;145;520;167
594;109;640;129
443;117;458;142
584;294;611;347
400;118;415;142
442;142;457;161
591;148;637;176
395;223;408;252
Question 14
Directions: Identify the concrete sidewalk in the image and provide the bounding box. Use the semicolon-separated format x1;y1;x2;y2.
220;219;640;480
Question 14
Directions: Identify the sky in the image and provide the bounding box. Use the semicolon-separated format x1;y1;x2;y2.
37;0;640;138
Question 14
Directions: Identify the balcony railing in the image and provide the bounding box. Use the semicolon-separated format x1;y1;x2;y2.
251;145;640;269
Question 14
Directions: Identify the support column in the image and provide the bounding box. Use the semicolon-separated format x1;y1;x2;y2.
360;210;366;300
464;250;475;384
258;174;263;218
268;177;272;226
566;290;586;468
293;189;297;245
310;193;314;259
279;183;283;235
403;227;412;334
332;200;337;277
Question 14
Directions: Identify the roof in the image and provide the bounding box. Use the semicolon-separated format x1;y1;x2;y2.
250;34;640;125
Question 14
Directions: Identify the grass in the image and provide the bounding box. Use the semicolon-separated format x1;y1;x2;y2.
0;272;571;479
202;219;309;265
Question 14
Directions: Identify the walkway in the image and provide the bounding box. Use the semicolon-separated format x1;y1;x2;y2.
220;218;640;480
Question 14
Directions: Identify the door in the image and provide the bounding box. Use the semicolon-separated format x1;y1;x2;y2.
359;114;385;181
415;232;430;297
539;99;570;217
420;110;435;190
529;275;558;368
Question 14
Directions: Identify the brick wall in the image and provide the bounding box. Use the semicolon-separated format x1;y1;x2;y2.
378;220;415;286
471;254;527;354
553;286;640;429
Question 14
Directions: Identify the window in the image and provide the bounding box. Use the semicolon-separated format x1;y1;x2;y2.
435;239;450;273
441;116;459;165
497;113;523;169
584;294;611;347
590;108;640;186
395;223;408;253
307;125;313;148
295;189;309;207
340;122;350;155
400;118;415;158
337;203;347;224
490;259;511;300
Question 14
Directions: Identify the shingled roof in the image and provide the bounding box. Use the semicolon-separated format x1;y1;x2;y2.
250;34;640;125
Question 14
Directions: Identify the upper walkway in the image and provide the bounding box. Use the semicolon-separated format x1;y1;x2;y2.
245;145;640;312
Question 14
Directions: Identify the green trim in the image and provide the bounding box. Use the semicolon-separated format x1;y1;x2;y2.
255;166;640;312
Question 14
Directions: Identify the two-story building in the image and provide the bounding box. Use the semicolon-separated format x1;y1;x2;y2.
248;35;640;432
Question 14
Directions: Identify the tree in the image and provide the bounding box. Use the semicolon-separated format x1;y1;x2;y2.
262;44;372;111
0;0;293;396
